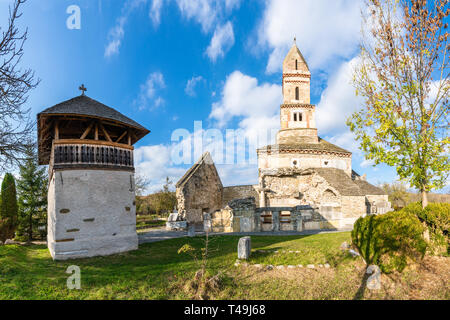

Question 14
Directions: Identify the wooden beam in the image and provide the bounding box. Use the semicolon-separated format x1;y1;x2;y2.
54;121;59;140
80;121;95;139
99;122;112;142
94;123;99;140
127;131;131;145
54;139;134;150
116;130;127;143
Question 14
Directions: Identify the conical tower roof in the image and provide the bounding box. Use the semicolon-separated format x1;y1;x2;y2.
283;38;310;73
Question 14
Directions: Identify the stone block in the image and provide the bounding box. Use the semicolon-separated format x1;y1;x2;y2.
188;224;195;237
240;217;253;232
304;221;321;230
232;217;241;232
296;217;303;232
272;211;280;231
238;236;251;260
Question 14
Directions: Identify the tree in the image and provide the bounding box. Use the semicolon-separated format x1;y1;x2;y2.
0;0;39;171
0;173;18;241
153;177;176;216
135;172;150;197
348;0;449;208
381;181;410;208
16;143;47;242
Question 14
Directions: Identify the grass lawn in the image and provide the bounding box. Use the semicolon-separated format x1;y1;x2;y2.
0;232;448;300
136;215;166;231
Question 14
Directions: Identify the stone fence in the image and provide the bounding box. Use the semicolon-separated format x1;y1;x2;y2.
206;197;343;233
205;196;392;233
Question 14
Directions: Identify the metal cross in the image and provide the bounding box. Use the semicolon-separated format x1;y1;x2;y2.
79;84;87;95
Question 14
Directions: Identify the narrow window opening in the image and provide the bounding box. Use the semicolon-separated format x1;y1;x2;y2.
295;60;298;70
293;113;297;121
295;87;299;100
299;113;303;121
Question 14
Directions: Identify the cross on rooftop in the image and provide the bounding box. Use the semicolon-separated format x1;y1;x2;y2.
79;84;87;95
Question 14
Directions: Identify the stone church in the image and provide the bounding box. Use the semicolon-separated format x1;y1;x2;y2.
176;41;392;232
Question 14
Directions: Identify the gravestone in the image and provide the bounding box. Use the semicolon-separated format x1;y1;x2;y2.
168;212;179;222
188;224;196;237
238;236;251;260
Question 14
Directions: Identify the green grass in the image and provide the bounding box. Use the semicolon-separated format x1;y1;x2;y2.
136;215;166;230
0;232;447;300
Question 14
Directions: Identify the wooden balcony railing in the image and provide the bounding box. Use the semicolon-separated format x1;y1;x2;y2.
50;139;134;170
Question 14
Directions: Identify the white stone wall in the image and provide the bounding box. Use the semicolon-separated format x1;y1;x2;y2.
47;169;138;260
258;152;352;176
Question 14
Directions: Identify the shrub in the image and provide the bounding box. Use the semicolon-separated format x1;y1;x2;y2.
0;173;19;242
410;202;449;256
352;210;427;273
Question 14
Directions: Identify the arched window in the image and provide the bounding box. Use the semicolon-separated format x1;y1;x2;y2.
295;87;299;100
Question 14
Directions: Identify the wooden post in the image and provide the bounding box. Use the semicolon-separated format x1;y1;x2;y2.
127;131;131;145
99;122;112;142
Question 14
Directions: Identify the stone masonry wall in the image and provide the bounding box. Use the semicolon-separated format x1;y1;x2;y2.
222;185;259;207
176;160;223;223
47;169;138;260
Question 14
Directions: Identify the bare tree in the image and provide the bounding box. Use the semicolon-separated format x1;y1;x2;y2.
0;0;39;171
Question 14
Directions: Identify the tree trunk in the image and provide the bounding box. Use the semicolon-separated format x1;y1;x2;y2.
28;210;32;242
421;190;428;209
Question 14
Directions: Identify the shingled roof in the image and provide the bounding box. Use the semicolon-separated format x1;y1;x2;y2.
313;168;385;196
258;138;351;156
38;95;149;132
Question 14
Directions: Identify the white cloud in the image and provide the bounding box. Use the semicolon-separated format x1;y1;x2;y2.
316;57;363;134
256;0;361;72
185;75;204;97
210;71;281;126
206;21;235;62
175;0;217;33
135;72;166;110
325;130;360;155
149;0;164;26
135;144;186;193
104;0;147;57
105;0;240;59
360;159;375;168
209;71;281;150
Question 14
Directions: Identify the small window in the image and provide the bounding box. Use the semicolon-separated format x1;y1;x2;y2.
295;87;299;100
292;112;303;122
295;60;298;70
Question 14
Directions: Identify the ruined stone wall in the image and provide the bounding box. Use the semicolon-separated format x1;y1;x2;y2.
222;185;259;207
365;194;392;214
176;162;223;223
261;170;343;208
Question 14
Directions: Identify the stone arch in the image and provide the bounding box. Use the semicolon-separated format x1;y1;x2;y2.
321;189;339;205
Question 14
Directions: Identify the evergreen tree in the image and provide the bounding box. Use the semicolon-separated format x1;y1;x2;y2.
16;144;47;241
0;173;19;241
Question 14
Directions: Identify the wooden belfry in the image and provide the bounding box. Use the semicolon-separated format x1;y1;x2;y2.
37;87;150;260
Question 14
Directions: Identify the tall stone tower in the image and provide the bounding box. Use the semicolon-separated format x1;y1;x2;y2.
257;40;353;207
37;90;150;260
278;38;318;144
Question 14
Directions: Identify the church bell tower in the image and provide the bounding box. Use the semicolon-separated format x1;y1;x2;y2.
277;38;318;144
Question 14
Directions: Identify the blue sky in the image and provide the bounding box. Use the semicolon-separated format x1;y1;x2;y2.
1;0;433;193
